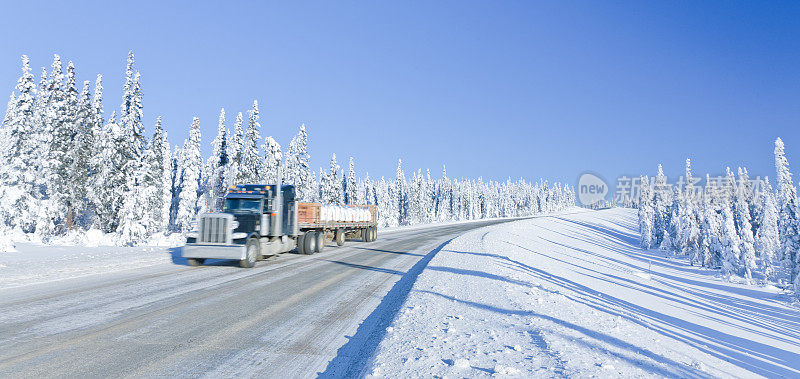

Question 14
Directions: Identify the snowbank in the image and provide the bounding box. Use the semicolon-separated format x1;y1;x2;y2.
0;232;186;289
1;229;186;250
366;208;800;378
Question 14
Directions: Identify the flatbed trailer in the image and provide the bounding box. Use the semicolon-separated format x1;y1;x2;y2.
295;203;378;254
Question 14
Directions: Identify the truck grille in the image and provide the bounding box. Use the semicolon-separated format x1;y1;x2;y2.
198;214;233;244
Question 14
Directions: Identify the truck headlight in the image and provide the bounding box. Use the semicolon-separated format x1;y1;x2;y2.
232;232;248;239
231;220;239;229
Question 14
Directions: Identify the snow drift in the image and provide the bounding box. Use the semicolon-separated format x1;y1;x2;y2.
366;208;800;378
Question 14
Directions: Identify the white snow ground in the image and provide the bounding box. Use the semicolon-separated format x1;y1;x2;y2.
366;208;800;378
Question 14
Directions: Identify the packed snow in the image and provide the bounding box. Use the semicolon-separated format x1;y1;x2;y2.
366;208;800;378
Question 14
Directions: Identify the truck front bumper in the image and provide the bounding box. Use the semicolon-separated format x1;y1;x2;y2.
182;243;247;260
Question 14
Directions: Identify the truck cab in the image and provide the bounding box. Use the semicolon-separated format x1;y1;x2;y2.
183;184;299;268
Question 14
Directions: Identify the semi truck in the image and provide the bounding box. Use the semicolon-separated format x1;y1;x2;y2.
182;184;378;268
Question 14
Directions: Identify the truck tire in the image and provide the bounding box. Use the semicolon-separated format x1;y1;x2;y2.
314;231;325;253
296;234;306;255
371;227;377;241
241;238;259;268
335;229;345;246
302;232;316;255
187;258;205;266
362;228;370;242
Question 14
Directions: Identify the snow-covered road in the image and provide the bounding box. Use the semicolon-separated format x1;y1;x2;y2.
0;217;525;378
367;209;800;378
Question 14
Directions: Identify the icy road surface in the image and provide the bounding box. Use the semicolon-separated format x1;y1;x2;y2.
366;209;800;378
0;216;541;378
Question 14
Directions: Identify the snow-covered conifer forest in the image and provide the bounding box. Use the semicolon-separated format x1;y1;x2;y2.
636;139;800;297
0;53;575;249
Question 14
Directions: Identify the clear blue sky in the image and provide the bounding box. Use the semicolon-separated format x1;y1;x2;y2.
1;1;799;187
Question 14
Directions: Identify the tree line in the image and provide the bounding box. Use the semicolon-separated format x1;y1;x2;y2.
0;53;575;245
637;138;800;296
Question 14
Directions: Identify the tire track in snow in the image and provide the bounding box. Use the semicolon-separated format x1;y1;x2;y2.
528;328;568;377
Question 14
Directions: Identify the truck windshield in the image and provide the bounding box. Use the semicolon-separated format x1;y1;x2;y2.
223;198;261;213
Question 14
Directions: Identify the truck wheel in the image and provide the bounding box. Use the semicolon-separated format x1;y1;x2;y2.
241;238;259;268
371;227;377;241
187;258;205;266
296;234;306;255
302;232;316;255
362;228;370;242
335;229;345;246
314;231;325;253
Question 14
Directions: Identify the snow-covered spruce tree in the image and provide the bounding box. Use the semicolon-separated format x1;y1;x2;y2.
662;186;681;252
176;118;202;233
147;117;172;232
652;164;670;247
340;168;346;203
425;169;436;222
359;172;373;205
51;61;82;230
738;167;758;234
408;169;423;224
34;54;70;237
115;53;147;232
238;101;262;184
638;175;655;249
262;136;282;184
208;108;229;211
719;204;742;278
702;173;726;267
120;52;145;155
117;151;157;245
436;165;452;221
451;178;464;221
680;159;701;265
225;112;244;189
774;138;800;291
285;124;313;201
119;52;145;174
734;183;757;284
67;80;96;226
394;159;409;225
344;157;357;204
91;111;127;232
321;153;343;205
377;176;397;227
168;145;182;230
355;171;367;205
755;177;780;280
84;74;105;221
0;55;40;233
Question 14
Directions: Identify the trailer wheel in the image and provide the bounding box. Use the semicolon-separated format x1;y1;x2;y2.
302;232;316;255
371;227;377;241
314;231;325;253
296;234;306;254
335;229;345;246
241;238;259;268
362;228;370;242
187;258;205;266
